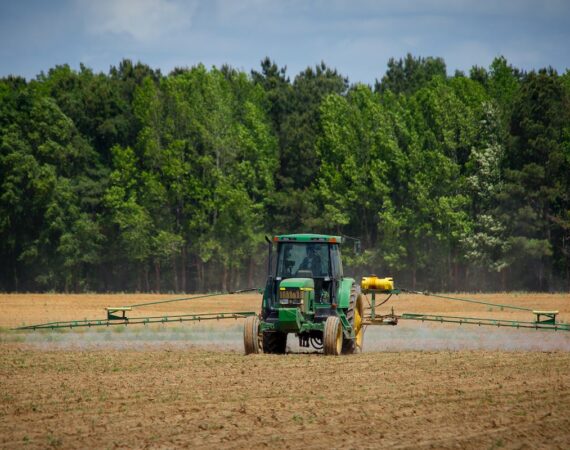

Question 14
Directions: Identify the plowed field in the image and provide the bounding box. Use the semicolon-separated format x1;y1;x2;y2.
1;293;570;449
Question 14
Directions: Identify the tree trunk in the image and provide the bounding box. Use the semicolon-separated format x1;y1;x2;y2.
233;264;239;291
196;258;204;293
227;262;232;292
181;246;187;293
173;256;179;293
452;261;459;292
448;250;453;292
155;261;161;293
74;266;80;293
222;263;228;292
248;256;254;288
144;265;150;292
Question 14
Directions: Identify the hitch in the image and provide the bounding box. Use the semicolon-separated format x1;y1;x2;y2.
364;307;399;326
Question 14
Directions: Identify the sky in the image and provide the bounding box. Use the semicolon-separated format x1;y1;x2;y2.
1;0;569;84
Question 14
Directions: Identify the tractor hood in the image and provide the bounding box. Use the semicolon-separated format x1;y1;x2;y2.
279;278;314;290
276;278;315;332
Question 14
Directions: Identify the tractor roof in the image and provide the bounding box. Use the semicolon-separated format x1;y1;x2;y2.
273;233;343;244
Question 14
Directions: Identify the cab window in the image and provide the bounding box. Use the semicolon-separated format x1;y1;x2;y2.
330;244;343;278
276;243;331;278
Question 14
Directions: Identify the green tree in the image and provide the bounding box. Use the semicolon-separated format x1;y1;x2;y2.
375;54;447;95
104;145;154;290
497;68;570;289
0;80;104;290
461;102;508;287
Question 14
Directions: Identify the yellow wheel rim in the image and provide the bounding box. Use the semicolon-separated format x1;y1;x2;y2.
335;322;342;355
354;295;363;350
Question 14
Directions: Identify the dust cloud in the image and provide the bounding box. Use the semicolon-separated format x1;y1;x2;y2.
7;321;570;352
361;322;570;352
7;324;244;351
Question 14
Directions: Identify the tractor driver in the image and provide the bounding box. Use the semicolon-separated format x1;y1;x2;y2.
299;244;322;277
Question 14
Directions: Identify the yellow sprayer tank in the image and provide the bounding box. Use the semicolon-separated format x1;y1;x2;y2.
361;276;394;292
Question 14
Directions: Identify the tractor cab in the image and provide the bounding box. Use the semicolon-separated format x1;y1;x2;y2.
261;234;345;324
275;235;343;304
276;241;332;278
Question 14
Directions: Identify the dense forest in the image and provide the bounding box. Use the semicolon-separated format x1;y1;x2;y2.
1;55;569;293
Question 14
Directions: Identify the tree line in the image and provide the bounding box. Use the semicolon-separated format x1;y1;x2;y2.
1;55;569;292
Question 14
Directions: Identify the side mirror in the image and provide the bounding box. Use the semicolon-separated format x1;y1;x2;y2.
354;240;361;255
341;234;361;255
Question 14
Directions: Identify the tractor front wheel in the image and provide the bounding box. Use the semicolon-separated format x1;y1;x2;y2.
244;315;261;354
323;316;342;356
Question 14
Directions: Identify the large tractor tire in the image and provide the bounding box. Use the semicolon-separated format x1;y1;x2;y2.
342;285;364;354
244;316;261;355
262;331;287;354
323;316;342;356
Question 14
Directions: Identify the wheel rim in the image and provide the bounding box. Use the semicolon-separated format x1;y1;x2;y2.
244;316;260;354
335;322;342;354
354;296;363;349
257;330;263;352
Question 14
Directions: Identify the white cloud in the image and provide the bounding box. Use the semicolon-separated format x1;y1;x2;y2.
79;0;195;42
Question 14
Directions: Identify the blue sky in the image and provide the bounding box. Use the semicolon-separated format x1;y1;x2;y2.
1;0;569;84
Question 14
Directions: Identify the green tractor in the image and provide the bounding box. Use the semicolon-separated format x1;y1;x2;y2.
244;233;364;355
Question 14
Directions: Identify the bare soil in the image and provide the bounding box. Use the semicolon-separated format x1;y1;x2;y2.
1;346;569;449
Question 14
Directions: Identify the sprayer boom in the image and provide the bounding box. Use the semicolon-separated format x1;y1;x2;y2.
361;282;570;332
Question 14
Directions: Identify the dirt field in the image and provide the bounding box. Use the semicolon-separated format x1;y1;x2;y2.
1;292;570;449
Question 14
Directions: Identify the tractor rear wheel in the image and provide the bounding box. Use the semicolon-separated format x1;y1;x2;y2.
342;286;364;354
262;331;287;354
244;316;261;354
323;316;342;356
